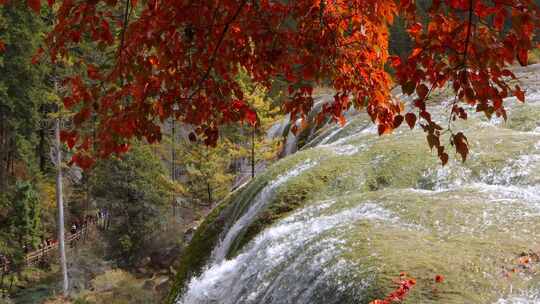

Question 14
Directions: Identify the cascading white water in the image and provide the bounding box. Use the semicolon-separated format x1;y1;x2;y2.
495;290;540;304
282;131;298;157
173;65;540;304
179;202;398;304
211;159;317;263
318;122;352;145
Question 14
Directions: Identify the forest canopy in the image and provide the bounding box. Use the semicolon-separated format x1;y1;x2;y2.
1;0;539;166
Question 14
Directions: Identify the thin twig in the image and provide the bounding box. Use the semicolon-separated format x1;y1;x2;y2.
462;0;474;67
187;0;248;101
118;0;131;59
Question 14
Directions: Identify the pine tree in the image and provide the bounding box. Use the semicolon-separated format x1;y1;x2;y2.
9;181;41;265
0;2;52;191
89;143;173;266
11;181;41;248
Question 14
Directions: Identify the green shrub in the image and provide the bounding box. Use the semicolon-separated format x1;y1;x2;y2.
74;270;154;304
90;143;173;266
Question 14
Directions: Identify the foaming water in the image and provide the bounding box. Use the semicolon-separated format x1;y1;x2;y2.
318;122;352;145
211;159;317;263
315;122;376;156
326;144;361;156
178;202;395;304
495;289;540;304
328;124;377;146
481;154;540;186
283;128;299;156
174;67;540;303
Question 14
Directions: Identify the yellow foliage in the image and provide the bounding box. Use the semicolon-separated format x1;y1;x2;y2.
39;181;56;211
528;48;540;64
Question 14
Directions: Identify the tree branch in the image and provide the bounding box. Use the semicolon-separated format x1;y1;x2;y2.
188;0;248;100
118;0;131;59
462;0;474;67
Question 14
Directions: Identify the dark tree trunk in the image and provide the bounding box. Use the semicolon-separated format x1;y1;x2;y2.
251;126;255;179
0;267;5;290
37;104;47;173
38;126;47;172
206;181;212;206
8;274;14;292
171;119;175;181
7;149;13;177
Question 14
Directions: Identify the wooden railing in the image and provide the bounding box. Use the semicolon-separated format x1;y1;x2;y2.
0;217;108;275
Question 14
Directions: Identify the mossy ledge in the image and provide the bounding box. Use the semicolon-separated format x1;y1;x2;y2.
165;151;332;303
165;177;268;304
167;107;540;303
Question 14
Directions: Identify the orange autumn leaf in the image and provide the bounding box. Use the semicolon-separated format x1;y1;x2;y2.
410;48;422;58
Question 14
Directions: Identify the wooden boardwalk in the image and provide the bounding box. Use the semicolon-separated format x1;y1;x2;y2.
0;218;107;275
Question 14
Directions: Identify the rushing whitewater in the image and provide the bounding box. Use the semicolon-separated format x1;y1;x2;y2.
172;65;540;304
211;160;317;263
181;202;397;304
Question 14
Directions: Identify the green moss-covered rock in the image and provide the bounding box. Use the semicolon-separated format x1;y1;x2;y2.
172;182;540;303
168;87;540;303
165;178;268;303
334;188;540;303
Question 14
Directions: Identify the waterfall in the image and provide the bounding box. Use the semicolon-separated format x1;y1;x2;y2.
318;123;350;145
179;202;397;304
282;130;298;157
266;118;289;141
211;159;317;263
172;64;540;304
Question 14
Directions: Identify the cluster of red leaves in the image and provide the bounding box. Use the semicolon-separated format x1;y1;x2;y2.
2;0;540;168
25;0;398;168
392;0;540;164
369;273;445;304
369;273;417;304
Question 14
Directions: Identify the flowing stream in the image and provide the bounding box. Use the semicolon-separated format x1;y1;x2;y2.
211;160;317;263
174;64;540;304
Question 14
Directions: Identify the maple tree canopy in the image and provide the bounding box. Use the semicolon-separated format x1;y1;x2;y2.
2;0;540;168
